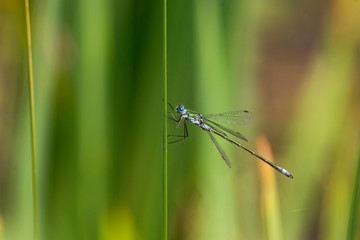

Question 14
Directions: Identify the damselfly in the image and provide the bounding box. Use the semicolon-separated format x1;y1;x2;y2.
167;103;293;179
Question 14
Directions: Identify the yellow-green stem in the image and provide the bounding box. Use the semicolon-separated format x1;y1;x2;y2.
24;0;38;239
347;136;360;240
162;0;168;238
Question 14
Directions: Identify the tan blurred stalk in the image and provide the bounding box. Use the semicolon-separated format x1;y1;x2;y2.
256;135;283;240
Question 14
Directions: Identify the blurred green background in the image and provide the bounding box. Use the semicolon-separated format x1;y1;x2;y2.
0;0;360;239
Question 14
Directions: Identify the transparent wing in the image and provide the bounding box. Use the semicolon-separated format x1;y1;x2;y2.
204;121;229;138
203;118;248;142
203;110;255;125
207;132;232;168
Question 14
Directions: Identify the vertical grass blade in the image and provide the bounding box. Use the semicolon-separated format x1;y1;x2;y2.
162;0;168;238
347;137;360;240
193;0;240;239
76;0;110;238
24;0;38;239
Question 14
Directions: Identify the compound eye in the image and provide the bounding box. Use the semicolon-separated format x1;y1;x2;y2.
178;104;184;110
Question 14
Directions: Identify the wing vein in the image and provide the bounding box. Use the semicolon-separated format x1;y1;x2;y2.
207;132;231;168
203;110;255;125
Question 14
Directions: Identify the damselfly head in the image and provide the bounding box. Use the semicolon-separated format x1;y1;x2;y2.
175;104;186;114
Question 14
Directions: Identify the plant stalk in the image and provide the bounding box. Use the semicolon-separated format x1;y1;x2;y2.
347;136;360;240
162;0;168;238
24;0;38;239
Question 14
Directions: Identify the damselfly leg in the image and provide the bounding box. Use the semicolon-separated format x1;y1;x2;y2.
167;105;188;144
167;121;188;144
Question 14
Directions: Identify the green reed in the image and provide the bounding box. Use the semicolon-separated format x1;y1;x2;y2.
24;0;38;239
